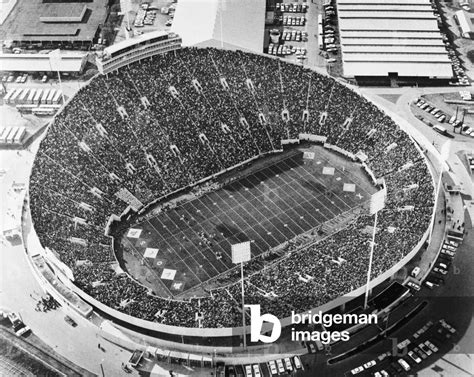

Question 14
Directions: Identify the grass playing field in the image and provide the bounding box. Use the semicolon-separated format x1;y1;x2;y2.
119;145;375;299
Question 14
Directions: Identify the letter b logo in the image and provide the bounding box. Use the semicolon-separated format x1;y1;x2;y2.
245;305;281;343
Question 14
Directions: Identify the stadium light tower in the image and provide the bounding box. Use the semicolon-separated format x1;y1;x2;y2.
429;140;451;244
231;241;251;349
364;188;386;310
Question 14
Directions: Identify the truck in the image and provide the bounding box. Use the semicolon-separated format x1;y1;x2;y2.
8;312;31;336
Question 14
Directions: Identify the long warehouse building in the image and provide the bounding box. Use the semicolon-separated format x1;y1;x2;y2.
336;0;454;86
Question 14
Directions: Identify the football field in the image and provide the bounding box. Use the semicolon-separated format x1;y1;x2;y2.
121;146;375;298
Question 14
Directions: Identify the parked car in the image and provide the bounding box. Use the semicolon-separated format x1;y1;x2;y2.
64;315;77;327
268;360;278;375
350;366;364;375
408;350;422;364
398;359;411;371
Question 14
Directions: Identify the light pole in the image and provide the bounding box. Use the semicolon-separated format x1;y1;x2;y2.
428;140;451;244
364;189;386;309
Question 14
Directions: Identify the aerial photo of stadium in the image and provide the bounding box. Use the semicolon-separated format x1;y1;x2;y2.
0;0;473;377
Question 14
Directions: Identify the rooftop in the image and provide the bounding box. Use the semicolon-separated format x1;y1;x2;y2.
336;0;453;79
0;0;107;42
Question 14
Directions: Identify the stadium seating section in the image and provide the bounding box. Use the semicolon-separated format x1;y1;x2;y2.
29;47;434;328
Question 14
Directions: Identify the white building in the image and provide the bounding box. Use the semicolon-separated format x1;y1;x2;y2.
171;0;266;52
337;0;453;85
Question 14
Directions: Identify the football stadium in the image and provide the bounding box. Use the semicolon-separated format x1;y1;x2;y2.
27;43;436;347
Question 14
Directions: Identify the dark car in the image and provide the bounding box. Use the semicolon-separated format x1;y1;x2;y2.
64;315;78;327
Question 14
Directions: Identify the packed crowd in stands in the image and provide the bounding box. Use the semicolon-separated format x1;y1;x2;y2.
29;47;434;328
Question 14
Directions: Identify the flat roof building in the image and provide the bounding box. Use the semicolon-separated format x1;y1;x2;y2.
0;0;107;49
336;0;453;86
0;52;86;73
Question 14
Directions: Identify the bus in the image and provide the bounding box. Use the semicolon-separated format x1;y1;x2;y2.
17;89;30;104
3;89;15;104
46;89;56;104
16;104;37;114
13;127;26;144
6;127;17;143
27;89;37;104
0;127;12;143
32;107;57;116
33;89;43;104
9;89;22;104
41;89;50;104
52;90;62;104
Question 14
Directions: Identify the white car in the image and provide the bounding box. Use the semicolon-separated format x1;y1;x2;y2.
447;240;459;247
284;357;293;371
276;359;285;374
252;364;261;377
408;350;422;364
244;365;252;377
268;360;278;375
419;343;432;356
351;366;364;375
363;360;376;369
293;356;303;370
441;248;455;257
407;281;421;291
425;340;439;353
433;267;448;275
398;359;411;371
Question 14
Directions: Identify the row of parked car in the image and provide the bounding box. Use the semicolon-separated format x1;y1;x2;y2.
322;3;338;54
134;3;157;28
268;44;306;57
224;355;303;377
1;73;48;84
281;30;308;42
275;2;308;13
283;16;305;26
415;98;447;123
425;239;459;289
351;319;456;376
